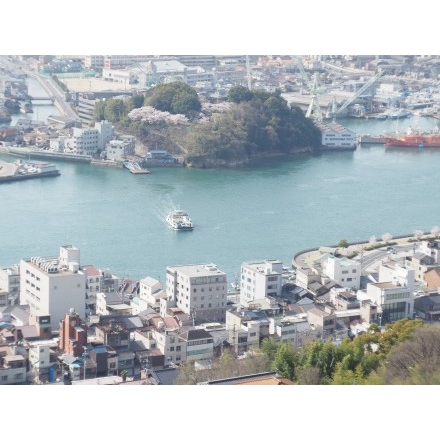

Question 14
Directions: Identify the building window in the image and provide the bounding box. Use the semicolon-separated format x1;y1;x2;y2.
176;346;181;351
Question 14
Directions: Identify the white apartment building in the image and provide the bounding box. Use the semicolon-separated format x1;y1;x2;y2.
239;259;283;306
103;55;157;70
80;265;102;314
0;264;20;307
0;265;20;306
105;138;135;161
28;343;52;381
64;127;99;156
165;263;228;323
139;276;163;311
19;245;86;326
84;55;105;70
320;254;361;290
359;262;415;324
94;120;114;152
101;68;134;86
418;239;440;263
95;291;132;316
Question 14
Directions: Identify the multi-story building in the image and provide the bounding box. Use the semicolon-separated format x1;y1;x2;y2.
28;343;54;383
103;55;157;70
269;315;316;347
226;308;272;354
95;291;132;316
179;328;214;363
165;263;228;324
81;265;102;314
0;351;26;385
330;287;361;311
307;305;337;338
359;261;415;324
0;265;20;306
0;288;7;307
404;251;437;286
105;137;135;161
84;55;105;71
64;126;99;156
19;245;86;327
419;239;440;264
76;94;98;124
239;259;283;306
58;308;88;357
94;120;114;152
138;276;163;311
94;320;135;376
320;254;361;290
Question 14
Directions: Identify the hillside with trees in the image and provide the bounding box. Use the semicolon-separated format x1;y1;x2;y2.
93;82;322;167
174;319;440;385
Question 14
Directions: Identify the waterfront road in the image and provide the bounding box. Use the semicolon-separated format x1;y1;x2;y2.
293;235;426;277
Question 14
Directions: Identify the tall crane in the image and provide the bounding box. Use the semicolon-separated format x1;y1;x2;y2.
295;56;325;122
328;68;385;119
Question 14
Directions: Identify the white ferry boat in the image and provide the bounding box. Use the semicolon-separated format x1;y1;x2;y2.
166;209;194;231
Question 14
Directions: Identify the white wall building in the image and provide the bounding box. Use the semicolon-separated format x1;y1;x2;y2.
418;239;440;264
19;245;86;327
28;343;52;377
165;263;228;323
239;259;283;306
358;262;415;324
94;120;114;152
64;127;99;156
80;265;102;314
0;264;20;306
320;254;361;290
139;276;163;310
315;121;357;148
105;137;135;161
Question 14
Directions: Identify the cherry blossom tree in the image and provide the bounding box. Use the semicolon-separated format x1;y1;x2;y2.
413;229;424;240
127;106;189;125
431;226;440;237
369;235;377;244
381;232;393;243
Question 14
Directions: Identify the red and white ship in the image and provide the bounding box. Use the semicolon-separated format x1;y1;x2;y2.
384;127;440;148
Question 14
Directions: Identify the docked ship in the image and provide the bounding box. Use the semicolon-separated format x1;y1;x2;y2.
384;127;440;148
166;208;194;230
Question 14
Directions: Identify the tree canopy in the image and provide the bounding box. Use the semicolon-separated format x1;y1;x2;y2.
144;81;201;117
92;82;323;167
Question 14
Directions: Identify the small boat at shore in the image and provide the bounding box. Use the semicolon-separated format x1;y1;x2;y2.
166;208;194;230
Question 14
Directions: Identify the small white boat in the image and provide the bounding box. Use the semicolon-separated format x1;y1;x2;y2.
166;208;194;230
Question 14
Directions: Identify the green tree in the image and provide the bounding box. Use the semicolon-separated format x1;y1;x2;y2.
338;239;349;248
130;93;146;110
260;337;278;364
228;85;254;104
271;343;296;380
146;82;201;117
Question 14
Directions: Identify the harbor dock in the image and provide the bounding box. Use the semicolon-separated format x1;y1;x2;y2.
0;159;60;183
